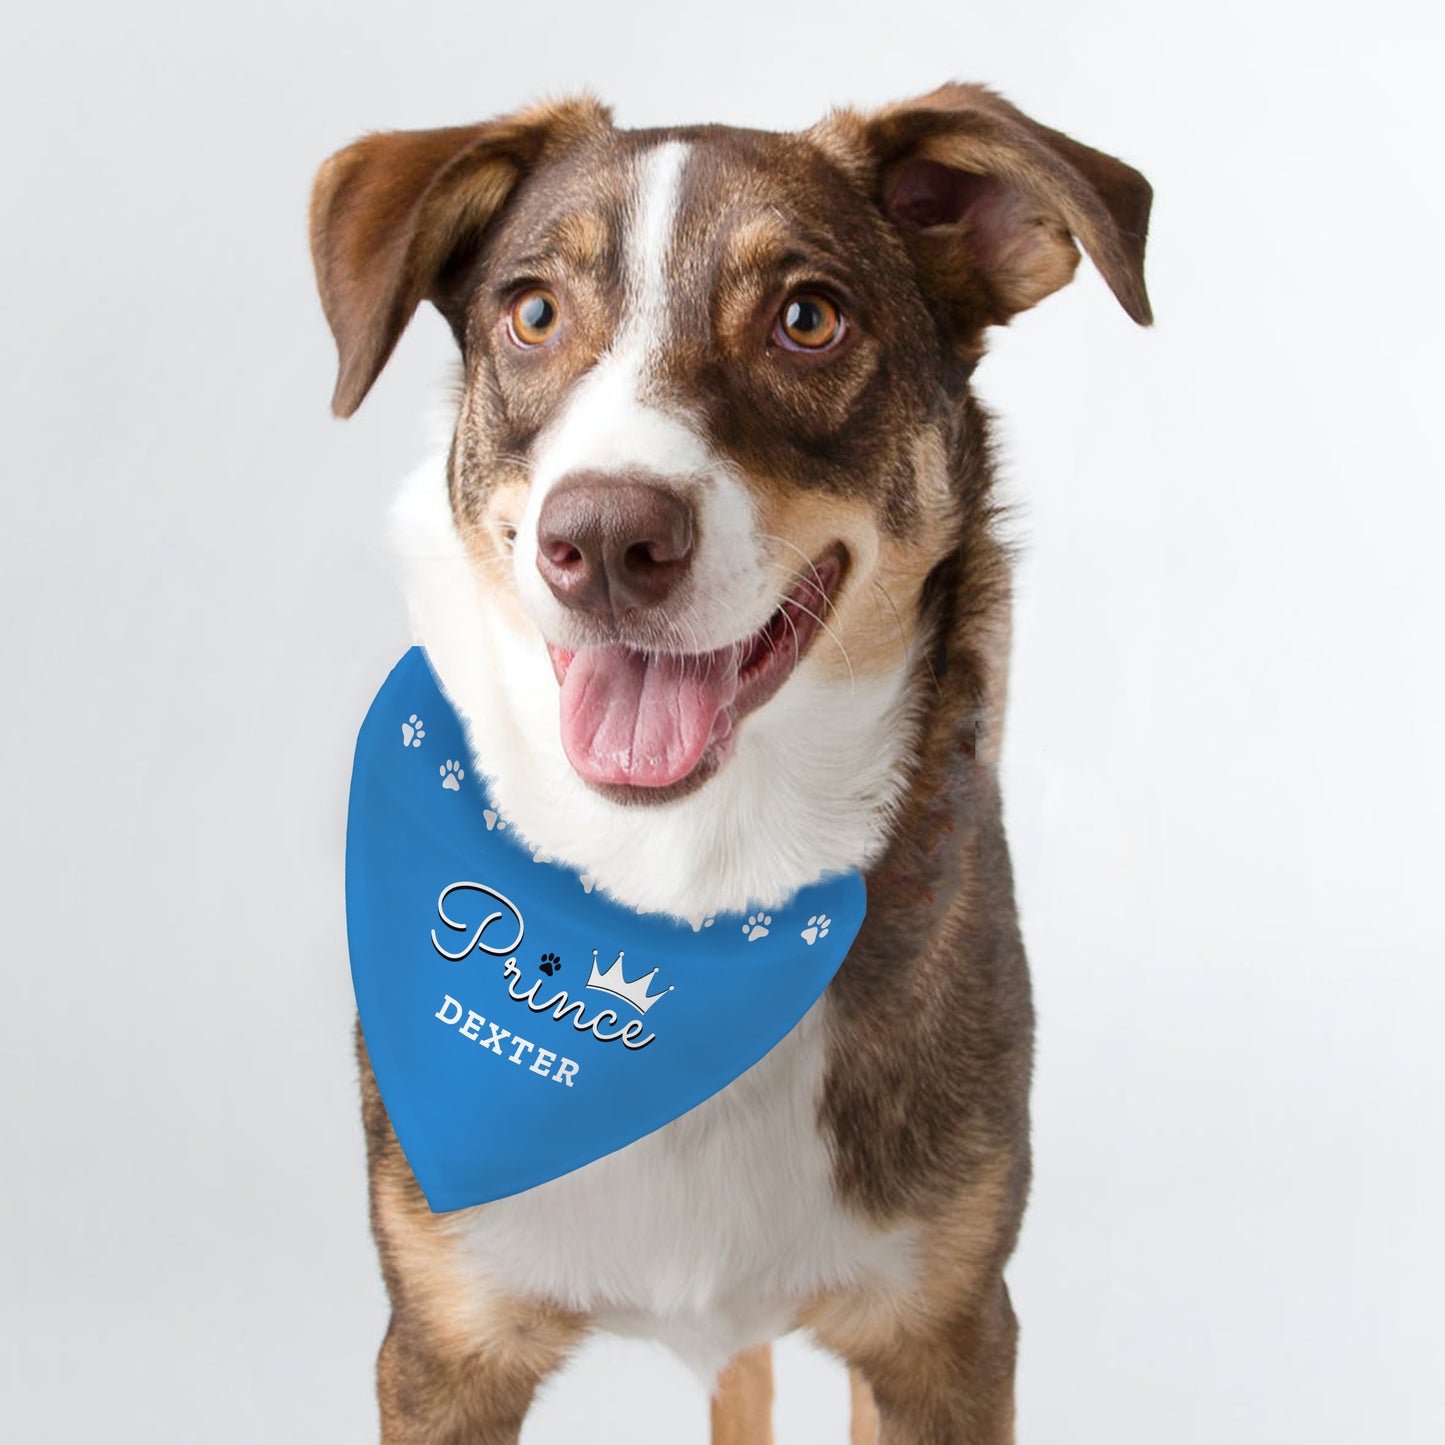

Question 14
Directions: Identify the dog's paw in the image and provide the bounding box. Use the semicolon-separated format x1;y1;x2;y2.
402;714;425;748
743;913;772;942
439;759;465;791
539;952;562;977
801;913;831;946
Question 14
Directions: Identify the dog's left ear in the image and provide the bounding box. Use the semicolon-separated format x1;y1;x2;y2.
309;96;609;417
817;84;1152;336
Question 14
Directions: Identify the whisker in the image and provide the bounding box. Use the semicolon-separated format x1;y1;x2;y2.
777;601;802;668
786;595;856;692
755;532;839;618
457;552;514;574
869;576;938;695
681;614;709;676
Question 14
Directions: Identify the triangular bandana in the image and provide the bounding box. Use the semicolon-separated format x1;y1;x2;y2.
346;648;866;1212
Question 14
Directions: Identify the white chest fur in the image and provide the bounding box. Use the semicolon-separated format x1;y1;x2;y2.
446;1000;917;1380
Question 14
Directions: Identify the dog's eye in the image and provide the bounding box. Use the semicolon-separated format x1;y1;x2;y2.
774;292;844;352
509;288;561;346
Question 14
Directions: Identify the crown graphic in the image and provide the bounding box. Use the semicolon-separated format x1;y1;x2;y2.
586;950;672;1014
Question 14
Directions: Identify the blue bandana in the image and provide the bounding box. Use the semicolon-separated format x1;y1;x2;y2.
345;648;866;1212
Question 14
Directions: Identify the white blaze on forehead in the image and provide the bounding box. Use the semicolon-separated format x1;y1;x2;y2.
623;139;690;365
524;138;698;499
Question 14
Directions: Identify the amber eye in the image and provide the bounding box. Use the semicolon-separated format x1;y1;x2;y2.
775;292;844;352
509;288;561;346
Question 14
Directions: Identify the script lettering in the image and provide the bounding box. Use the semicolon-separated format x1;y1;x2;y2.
501;958;657;1050
431;882;525;961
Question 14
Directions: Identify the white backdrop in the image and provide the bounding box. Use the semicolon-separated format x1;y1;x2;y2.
2;2;1441;1441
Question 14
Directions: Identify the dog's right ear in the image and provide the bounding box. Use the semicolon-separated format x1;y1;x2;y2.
812;84;1151;346
309;97;608;417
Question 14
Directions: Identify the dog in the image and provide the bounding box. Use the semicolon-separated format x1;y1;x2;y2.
310;82;1151;1443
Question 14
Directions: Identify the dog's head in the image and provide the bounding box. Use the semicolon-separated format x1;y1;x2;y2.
311;86;1150;909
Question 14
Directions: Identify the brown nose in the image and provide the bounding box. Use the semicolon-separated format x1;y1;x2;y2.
536;474;695;619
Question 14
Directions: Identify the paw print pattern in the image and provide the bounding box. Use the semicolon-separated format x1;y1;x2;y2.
439;759;465;791
401;714;425;748
539;952;562;977
483;809;507;831
801;914;831;946
743;913;772;942
687;912;716;934
579;874;597;894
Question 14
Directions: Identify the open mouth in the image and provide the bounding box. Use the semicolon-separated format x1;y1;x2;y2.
546;547;846;797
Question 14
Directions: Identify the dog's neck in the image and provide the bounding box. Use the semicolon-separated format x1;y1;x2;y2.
393;452;1008;919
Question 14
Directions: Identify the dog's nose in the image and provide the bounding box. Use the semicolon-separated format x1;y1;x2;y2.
536;474;695;618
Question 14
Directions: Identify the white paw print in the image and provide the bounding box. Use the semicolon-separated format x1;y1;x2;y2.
801;913;831;946
579;873;597;894
532;846;554;864
401;714;425;748
743;913;772;942
686;911;716;933
439;759;465;791
483;809;507;831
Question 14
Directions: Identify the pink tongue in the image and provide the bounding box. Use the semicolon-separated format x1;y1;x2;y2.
559;645;739;788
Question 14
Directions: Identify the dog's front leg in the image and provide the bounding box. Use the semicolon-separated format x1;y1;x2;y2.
849;1367;881;1445
359;1031;583;1443
814;1277;1018;1445
710;1343;774;1445
376;1312;573;1445
868;1280;1017;1445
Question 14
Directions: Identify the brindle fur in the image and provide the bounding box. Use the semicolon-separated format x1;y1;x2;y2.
315;83;1151;1443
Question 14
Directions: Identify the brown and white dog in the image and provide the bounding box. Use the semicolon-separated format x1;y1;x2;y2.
311;83;1151;1444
